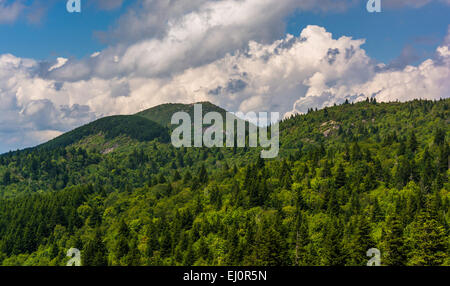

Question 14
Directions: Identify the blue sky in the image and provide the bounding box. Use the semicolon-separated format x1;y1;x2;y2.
286;2;450;64
0;0;449;153
1;1;449;63
0;1;125;60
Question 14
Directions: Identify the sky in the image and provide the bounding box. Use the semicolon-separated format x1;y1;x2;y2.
0;0;449;153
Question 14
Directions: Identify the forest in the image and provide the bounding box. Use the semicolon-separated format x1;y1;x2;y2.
0;98;448;266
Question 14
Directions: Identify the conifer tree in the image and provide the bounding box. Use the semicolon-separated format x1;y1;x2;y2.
83;229;108;266
407;212;448;266
382;214;406;266
335;163;347;189
322;219;345;266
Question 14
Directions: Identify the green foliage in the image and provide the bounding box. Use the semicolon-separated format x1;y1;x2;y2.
137;102;227;128
0;99;448;266
38;115;169;150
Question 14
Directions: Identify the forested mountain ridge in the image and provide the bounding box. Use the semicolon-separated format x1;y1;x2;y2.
0;98;448;266
37;115;170;150
136;101;228;128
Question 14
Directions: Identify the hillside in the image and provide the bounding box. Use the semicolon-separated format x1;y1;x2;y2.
36;115;170;150
0;98;448;266
136;101;228;128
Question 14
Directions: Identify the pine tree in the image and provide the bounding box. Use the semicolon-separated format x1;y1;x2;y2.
433;128;445;146
295;212;310;266
183;242;196;266
125;238;141;266
210;186;222;210
83;229;108;266
146;224;160;258
173;170;181;181
251;221;288;266
347;216;374;265
115;220;130;264
321;160;332;178
408;132;418;153
322;219;345;266
230;182;244;207
382;214;406;266
280;161;292;189
2;169;11;186
257;156;265;169
198;164;208;184
407;212;448;266
351;142;362;161
335;163;347;189
183;170;192;184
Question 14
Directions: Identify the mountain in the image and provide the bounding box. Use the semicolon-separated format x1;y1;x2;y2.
136;101;228;128
27;101;252;154
31;101;241;152
0;98;448;266
37;115;170;150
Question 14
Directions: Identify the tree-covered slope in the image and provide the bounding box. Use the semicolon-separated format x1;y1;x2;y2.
37;115;170;150
136;101;228;128
0;98;448;266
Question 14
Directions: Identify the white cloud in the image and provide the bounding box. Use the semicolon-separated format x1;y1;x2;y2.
0;54;97;151
0;0;24;24
2;24;450;152
48;57;68;72
0;0;449;152
52;0;358;81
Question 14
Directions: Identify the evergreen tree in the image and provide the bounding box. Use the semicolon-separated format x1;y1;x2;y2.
407;212;448;266
251;221;288;266
198;164;208;184
382;214;406;266
83;229;108;266
322;219;345;266
408;132;418;153
295;212;310;266
335;163;347;189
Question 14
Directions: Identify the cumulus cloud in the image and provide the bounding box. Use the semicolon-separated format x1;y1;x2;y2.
54;0;360;81
2;25;449;150
0;54;97;151
96;0;357;45
0;0;449;152
2;0;448;26
50;0;450;82
48;57;68;72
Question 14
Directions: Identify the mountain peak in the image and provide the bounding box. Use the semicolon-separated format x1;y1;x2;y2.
136;101;227;127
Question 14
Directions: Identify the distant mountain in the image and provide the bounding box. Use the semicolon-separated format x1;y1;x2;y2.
37;115;170;150
31;101;233;151
33;101;251;151
136;101;228;128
